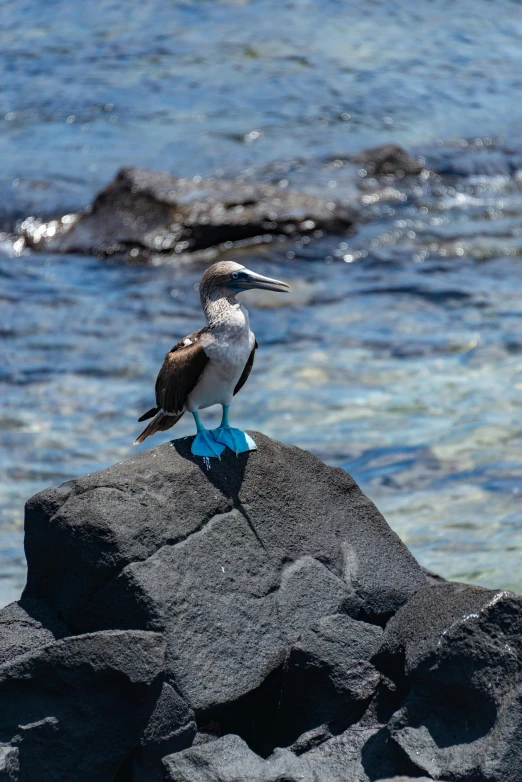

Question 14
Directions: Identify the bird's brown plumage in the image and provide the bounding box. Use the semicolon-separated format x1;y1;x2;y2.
233;339;257;395
156;329;209;414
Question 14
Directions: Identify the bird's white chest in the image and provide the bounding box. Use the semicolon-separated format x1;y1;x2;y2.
187;307;255;410
204;333;251;368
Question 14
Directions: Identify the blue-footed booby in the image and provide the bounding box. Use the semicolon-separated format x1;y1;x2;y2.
135;261;290;457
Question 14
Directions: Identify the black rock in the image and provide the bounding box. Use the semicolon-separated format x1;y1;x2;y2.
164;727;401;782
376;777;438;782
353;145;424;177
21;167;355;256
163;734;317;782
304;722;399;781
278;614;382;743
276;557;362;641
132;682;196;782
15;430;522;780
0;599;70;666
0;630;165;782
302;613;383;664
378;582;522;781
23;434;427;739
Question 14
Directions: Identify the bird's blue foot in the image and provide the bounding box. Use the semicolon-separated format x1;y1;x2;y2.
211;426;257;455
191;429;226;458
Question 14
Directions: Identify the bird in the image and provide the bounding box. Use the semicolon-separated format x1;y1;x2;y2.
135;260;290;458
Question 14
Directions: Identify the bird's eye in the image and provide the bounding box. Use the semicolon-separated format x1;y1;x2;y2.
231;272;239;279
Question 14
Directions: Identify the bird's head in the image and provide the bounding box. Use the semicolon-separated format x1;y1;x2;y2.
200;261;290;299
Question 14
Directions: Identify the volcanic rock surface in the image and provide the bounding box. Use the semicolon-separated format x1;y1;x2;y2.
0;629;165;781
0;598;70;666
1;433;520;780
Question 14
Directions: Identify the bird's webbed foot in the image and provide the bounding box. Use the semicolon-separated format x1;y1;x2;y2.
191;429;226;458
211;426;257;455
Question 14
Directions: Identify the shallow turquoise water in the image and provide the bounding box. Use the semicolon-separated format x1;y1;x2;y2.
1;0;522;605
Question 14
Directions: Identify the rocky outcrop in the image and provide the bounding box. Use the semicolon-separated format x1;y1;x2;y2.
3;432;521;780
0;598;70;665
0;629;165;781
378;582;522;781
277;614;383;745
378;778;442;782
21;167;355;256
132;682;196;782
163;735;316;782
353;144;424;177
14;144;435;258
23;434;426;632
162;735;437;782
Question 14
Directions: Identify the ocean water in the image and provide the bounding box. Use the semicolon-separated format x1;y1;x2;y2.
1;0;522;606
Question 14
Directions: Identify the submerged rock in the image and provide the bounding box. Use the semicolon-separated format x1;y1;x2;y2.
423;145;513;178
353;144;424;177
21;167;355;256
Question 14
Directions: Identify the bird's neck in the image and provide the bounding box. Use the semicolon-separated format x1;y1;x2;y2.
201;290;249;334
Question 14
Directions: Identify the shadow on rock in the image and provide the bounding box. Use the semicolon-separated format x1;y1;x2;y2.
170;434;263;546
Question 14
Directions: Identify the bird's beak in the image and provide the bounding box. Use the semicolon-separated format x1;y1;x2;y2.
232;268;290;293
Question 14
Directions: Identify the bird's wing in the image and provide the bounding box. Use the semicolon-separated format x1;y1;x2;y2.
155;328;209;414
234;339;258;396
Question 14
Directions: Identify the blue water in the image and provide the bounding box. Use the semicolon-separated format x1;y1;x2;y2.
1;0;522;605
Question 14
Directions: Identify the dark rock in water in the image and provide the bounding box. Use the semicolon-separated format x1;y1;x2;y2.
378;582;522;781
22;167;356;256
0;599;70;666
0;630;164;782
353;144;424;177
132;682;196;782
23;433;427;727
278;614;382;743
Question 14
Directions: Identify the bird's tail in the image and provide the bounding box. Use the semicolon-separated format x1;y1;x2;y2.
134;409;184;445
